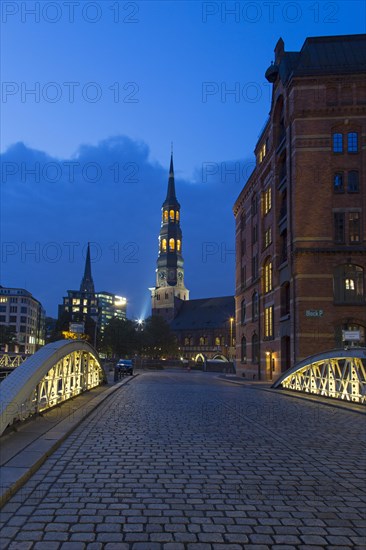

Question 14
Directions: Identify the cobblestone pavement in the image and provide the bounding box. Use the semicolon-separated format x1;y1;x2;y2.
1;370;365;549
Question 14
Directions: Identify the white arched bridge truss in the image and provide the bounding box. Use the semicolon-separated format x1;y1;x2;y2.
0;340;104;436
272;348;366;404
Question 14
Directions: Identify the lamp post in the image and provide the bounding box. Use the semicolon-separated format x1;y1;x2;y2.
229;317;234;361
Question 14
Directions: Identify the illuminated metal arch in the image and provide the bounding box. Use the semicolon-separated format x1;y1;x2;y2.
212;354;229;362
0;340;104;436
195;353;205;363
272;348;366;404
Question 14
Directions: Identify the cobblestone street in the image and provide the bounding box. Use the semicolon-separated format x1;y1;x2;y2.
1;370;365;549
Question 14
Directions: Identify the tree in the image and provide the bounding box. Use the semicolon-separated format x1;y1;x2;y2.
101;318;138;358
140;316;178;359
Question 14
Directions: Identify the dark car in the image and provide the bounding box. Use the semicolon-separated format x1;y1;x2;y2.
117;359;134;376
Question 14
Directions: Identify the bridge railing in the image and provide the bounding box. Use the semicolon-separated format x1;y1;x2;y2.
0;340;104;436
272;348;366;404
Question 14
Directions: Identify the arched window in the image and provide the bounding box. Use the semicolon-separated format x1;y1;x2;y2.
163;210;168;223
169;210;175;221
241;336;247;363
176;211;180;221
252;333;259;364
333;133;343;153
347;132;358;153
215;337;221;346
334;264;364;304
177;239;181;252
348;171;359;193
199;336;206;346
169;238;175;251
162;239;167;252
252;292;259;320
184;337;190;346
241;300;246;325
263;259;273;293
333;173;344;193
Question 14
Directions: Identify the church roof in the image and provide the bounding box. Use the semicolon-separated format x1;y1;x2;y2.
170;296;234;331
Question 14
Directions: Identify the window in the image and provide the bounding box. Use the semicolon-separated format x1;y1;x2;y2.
0;306;5;312
177;240;181;252
281;282;290;316
333;173;344;193
10;297;17;303
20;316;26;323
9;316;16;323
156;295;160;301
264;228;272;249
252;255;258;281
199;336;208;346
252;224;258;244
258;142;266;163
169;210;175;221
0;315;5;322
251;194;258;216
215;337;221;346
163;210;168;223
241;211;246;229
280;230;287;263
20;325;26;333
264;306;274;338
241;266;246;289
348;171;359;193
263;187;272;215
176;211;180;221
241;300;246;325
349;213;360;243
252;333;259;363
347;132;358;153
252;292;259;320
184;337;190;346
169;238;175;251
241;336;247;363
165;292;169;299
334;213;345;244
264;260;273;293
334;264;364;304
10;306;17;313
162;239;167;252
333;133;343;153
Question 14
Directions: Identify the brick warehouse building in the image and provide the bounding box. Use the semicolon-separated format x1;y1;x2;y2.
233;34;366;381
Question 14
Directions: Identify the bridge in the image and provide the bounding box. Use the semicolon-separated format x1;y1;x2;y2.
272;348;366;404
0;339;104;436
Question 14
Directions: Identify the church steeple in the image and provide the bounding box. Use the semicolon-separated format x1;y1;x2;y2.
80;242;95;294
150;151;189;321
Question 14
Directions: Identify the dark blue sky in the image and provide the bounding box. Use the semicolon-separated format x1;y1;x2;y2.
1;1;365;318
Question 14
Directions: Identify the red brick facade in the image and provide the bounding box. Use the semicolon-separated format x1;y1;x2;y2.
233;35;366;381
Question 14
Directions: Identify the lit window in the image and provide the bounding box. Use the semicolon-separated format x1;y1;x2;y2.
333;133;343;153
169;238;175;251
264;306;274;338
215;337;221;346
333;173;344;193
72;299;80;305
264;228;272;248
169;210;175;221
263;187;272;215
176;211;180;221
162;239;167;252
264;260;273;293
163;210;168;222
334;264;364;304
177;239;181;252
349;213;360;243
347;132;358;153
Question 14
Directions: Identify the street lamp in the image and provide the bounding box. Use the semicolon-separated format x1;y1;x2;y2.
229;317;234;360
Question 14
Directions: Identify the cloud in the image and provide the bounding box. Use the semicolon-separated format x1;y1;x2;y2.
1;135;247;318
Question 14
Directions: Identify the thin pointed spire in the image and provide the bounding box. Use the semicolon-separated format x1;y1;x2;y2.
164;150;179;206
80;242;95;293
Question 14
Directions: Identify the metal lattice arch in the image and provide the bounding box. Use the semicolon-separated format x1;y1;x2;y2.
0;340;104;436
272;348;366;404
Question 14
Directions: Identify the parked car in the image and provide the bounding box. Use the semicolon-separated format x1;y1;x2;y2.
116;359;134;376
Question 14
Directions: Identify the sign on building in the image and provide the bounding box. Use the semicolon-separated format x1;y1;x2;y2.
305;309;323;317
342;330;360;341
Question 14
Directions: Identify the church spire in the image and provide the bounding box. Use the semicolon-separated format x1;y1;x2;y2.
80;242;95;293
163;152;179;207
